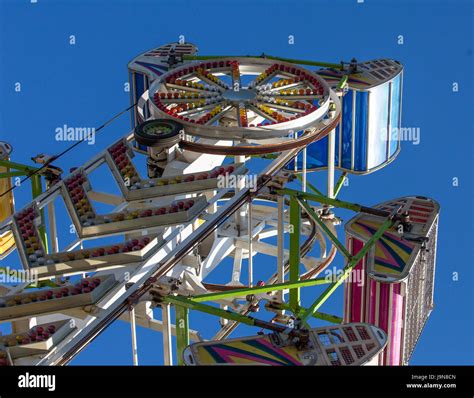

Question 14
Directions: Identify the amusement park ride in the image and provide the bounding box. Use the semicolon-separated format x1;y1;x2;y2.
0;42;439;366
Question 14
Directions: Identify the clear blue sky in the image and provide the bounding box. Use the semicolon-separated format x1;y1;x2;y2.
0;0;473;365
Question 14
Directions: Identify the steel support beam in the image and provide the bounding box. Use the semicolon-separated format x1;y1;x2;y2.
299;217;394;323
296;197;352;259
334;172;348;198
162;303;173;366
277;196;285;304
296;174;324;196
279;188;391;218
247;199;253;287
175;304;189;366
31;174;48;252
190;276;330;303
327;130;335;198
183;55;343;70
289;195;301;311
165;296;286;333
0;171;26;178
129;307;139;366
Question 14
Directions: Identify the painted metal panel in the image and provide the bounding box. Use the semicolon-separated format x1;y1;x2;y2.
354;91;368;171
367;82;390;169
290;60;403;174
389;74;402;157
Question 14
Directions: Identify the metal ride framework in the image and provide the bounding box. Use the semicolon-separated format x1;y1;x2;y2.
0;44;437;366
166;188;398;365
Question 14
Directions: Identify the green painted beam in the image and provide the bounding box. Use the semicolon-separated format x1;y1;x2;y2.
296;197;352;259
0;159;39;173
31;174;48;254
174;304;189;366
0;171;27;178
333;172;348;198
269;301;343;324
337;74;349;90
312;311;343;324
289;195;301;311
191;277;330;303
296;174;324;196
278;188;390;218
183;55;343;70
0;159;50;253
270;301;342;324
299;217;394;323
165;296;256;327
165;296;287;334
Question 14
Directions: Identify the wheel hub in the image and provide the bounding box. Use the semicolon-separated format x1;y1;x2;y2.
221;88;257;103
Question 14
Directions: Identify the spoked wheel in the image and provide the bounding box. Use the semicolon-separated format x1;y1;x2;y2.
149;57;340;154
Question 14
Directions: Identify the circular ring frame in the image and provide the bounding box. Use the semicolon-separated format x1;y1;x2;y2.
180;91;341;155
149;57;333;141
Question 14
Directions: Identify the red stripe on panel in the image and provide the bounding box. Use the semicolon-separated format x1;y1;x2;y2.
368;279;377;325
379;284;390;365
408;210;429;218
410;205;432;213
389;283;404;365
410;217;428;223
350;238;364;322
379;284;390;335
413;200;433;208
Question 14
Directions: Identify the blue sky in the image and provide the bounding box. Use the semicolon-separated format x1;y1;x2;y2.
0;0;473;365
